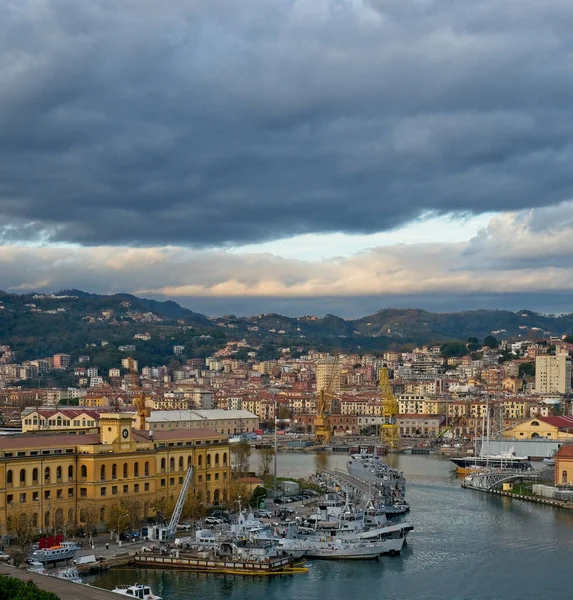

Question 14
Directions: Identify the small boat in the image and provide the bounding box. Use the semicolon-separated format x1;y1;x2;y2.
278;535;404;559
29;541;80;563
112;584;162;600
27;560;46;574
53;567;83;584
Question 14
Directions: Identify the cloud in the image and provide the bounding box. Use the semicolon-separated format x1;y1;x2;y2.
2;0;573;247
1;203;573;315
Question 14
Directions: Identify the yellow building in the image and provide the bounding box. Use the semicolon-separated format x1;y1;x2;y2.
21;408;137;434
503;416;573;441
0;414;231;536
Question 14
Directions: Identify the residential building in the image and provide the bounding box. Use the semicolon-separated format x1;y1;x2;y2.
535;354;572;395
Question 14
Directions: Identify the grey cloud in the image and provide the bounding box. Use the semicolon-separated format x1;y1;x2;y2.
2;0;573;246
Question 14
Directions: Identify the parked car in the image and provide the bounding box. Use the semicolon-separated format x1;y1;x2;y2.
0;552;10;561
255;509;272;518
205;517;223;525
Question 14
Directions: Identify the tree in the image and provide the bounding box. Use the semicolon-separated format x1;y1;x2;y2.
226;479;250;510
466;337;480;352
81;503;100;546
483;335;499;349
230;440;251;476
6;510;35;566
259;446;275;478
107;501;132;541
519;362;535;378
182;490;208;522
278;405;291;420
440;341;467;358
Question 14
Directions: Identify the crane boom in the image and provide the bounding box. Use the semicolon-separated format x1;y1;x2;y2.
167;464;194;539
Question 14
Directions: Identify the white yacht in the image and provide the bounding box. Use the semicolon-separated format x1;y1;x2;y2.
53;567;83;584
449;447;531;470
112;584;162;600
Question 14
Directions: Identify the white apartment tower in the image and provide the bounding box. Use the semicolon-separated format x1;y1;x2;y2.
316;357;341;394
535;354;572;394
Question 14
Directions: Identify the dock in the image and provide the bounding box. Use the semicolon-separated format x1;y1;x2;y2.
0;563;118;599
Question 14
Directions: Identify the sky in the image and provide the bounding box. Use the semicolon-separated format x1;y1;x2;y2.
2;0;573;318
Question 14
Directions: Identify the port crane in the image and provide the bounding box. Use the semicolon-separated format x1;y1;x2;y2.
314;356;340;445
149;465;194;542
379;367;400;450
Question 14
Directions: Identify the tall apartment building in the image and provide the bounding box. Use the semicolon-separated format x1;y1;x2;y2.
535;354;572;394
316;358;341;393
53;354;71;369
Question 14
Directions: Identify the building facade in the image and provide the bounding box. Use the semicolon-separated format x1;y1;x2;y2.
0;414;231;537
535;354;572;394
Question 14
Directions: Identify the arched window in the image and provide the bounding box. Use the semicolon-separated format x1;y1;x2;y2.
134;462;139;477
563;470;568;485
32;468;38;483
68;465;73;480
207;454;211;467
179;457;184;471
170;457;175;472
123;463;128;478
144;461;149;476
215;453;219;465
223;453;228;466
44;467;50;481
81;465;87;478
198;455;203;467
112;464;117;480
531;421;540;427
56;466;62;480
187;456;192;467
161;458;166;472
100;465;106;481
20;469;26;484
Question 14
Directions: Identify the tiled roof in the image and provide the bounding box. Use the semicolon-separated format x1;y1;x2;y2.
0;433;100;450
539;416;573;429
556;444;573;458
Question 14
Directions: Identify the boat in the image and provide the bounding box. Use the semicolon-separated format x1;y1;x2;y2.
278;535;404;559
53;567;83;584
449;447;531;470
543;450;557;466
112;584;162;600
27;560;46;574
29;541;80;563
346;448;408;511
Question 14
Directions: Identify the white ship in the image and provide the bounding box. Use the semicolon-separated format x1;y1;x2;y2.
112;584;162;600
278;535;404;559
29;541;80;563
449;447;531;470
53;567;83;584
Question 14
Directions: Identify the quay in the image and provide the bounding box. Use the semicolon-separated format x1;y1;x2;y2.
0;563;118;599
461;484;573;509
134;551;307;575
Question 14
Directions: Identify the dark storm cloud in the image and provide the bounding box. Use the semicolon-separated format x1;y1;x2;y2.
2;0;573;246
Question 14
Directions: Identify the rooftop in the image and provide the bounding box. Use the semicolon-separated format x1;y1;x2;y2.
147;409;258;422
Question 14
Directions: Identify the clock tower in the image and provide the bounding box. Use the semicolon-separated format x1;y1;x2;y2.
99;414;133;446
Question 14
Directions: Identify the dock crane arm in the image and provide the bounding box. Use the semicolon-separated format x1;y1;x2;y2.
166;464;194;539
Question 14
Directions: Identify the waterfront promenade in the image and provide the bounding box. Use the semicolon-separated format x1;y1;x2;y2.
0;563;117;599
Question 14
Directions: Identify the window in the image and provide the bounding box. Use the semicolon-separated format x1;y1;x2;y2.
123;484;129;494
206;474;211;482
81;465;87;478
7;470;13;485
215;453;219;466
57;489;63;499
7;494;13;504
56;466;62;480
144;483;150;491
134;462;139;477
32;491;39;501
68;488;74;498
68;465;73;480
161;479;166;487
80;488;87;498
123;463;128;478
144;461;149;476
179;477;183;484
215;473;219;481
563;471;568;485
20;493;26;503
101;487;107;496
170;457;175;472
112;486;118;495
134;484;139;493
198;455;203;467
161;458;166;473
44;490;51;500
101;465;106;481
198;475;203;482
169;478;175;486
19;469;26;484
179;456;183;470
112;464;117;480
207;455;211;467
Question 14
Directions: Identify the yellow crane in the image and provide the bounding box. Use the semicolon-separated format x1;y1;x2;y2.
379;367;400;450
314;356;340;445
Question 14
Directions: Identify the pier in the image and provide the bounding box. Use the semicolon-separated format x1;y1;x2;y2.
0;563;118;599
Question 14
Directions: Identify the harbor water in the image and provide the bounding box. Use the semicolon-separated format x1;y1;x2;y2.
91;453;573;600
